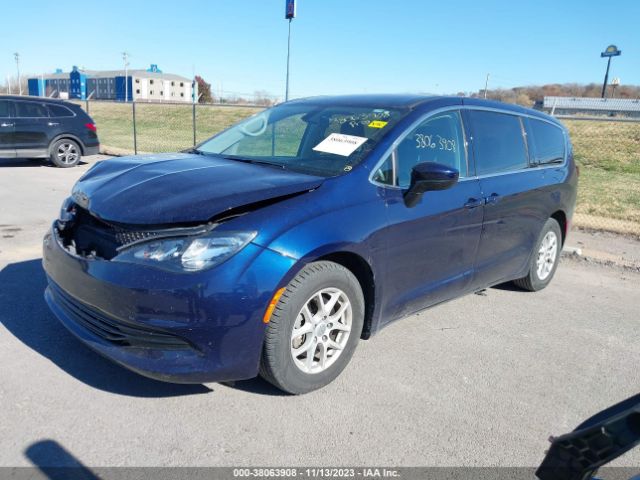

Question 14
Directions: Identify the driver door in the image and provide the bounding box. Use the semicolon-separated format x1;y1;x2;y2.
375;110;483;322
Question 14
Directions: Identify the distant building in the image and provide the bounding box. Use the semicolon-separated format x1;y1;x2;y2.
543;96;640;117
28;64;196;102
27;69;70;99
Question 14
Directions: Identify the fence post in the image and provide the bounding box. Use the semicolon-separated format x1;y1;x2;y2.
85;99;89;114
132;100;138;155
192;101;196;147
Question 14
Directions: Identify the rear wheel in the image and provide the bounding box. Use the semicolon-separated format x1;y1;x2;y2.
259;261;364;394
513;218;562;291
50;139;81;168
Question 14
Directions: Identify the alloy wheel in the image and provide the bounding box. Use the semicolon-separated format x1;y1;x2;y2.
290;287;352;374
57;143;79;165
536;231;558;281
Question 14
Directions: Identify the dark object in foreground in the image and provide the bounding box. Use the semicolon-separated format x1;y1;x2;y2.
537;394;640;480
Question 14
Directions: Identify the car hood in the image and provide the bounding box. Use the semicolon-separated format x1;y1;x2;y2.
72;153;324;225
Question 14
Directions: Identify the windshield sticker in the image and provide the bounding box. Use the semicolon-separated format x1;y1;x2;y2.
313;133;368;157
331;111;392;130
368;120;388;129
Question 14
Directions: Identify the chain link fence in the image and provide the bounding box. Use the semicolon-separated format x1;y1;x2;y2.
77;100;263;155
76;99;640;238
558;116;640;237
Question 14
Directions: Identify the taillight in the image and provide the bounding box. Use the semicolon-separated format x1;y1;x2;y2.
84;123;97;132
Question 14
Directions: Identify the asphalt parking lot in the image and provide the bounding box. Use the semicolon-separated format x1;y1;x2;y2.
1;155;639;468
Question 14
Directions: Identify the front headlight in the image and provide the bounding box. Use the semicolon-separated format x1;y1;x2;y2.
112;231;256;272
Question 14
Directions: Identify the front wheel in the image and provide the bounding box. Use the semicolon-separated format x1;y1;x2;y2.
50;139;81;168
259;261;365;394
513;218;562;292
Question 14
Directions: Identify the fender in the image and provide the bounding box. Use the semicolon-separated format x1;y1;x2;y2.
222;171;393;338
254;197;389;337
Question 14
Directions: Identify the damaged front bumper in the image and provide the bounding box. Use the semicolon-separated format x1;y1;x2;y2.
42;224;297;384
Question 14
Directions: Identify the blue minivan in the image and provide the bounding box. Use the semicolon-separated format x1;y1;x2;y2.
43;95;577;394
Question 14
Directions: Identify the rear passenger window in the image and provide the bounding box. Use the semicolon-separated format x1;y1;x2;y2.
393;111;467;187
0;100;9;117
468;110;528;175
14;102;49;118
528;118;565;164
48;104;75;118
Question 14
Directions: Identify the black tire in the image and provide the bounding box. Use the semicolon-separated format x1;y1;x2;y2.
513;218;562;292
50;139;81;168
259;261;365;394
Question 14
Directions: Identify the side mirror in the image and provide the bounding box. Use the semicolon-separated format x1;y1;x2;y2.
404;162;459;208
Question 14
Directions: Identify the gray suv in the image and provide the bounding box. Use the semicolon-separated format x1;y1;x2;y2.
0;95;100;167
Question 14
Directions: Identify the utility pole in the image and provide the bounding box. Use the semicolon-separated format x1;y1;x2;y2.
483;73;490;99
14;53;22;95
284;0;296;102
122;51;130;102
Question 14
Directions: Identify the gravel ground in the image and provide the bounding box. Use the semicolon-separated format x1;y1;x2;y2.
1;155;639;469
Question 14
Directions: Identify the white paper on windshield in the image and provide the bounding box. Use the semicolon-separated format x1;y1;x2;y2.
313;133;368;157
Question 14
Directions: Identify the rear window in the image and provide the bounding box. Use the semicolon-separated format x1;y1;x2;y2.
0;100;9;117
14;101;49;118
528;118;565;164
468;110;528;175
48;104;75;118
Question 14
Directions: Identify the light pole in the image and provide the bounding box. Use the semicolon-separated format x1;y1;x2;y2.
284;0;296;102
483;73;490;99
122;52;130;102
600;45;621;99
14;53;21;95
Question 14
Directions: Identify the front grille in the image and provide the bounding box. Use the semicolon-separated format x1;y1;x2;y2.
65;207;161;260
115;229;159;245
58;205;211;260
49;281;192;350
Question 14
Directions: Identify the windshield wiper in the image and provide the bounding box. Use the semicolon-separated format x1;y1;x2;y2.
182;147;206;155
220;155;286;170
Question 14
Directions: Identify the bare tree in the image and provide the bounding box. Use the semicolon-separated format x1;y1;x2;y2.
474;82;640;106
253;90;275;106
2;74;29;95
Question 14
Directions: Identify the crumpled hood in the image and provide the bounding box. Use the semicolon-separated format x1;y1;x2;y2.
72;153;324;225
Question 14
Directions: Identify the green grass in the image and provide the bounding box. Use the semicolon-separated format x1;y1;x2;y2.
77;101;263;153
75;102;640;235
562;119;640;232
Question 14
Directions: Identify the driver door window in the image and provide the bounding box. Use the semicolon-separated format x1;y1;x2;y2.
374;111;467;187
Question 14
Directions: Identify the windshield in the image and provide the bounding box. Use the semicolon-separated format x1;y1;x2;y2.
197;103;408;176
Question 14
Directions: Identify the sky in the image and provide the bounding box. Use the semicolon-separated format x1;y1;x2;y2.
1;0;639;99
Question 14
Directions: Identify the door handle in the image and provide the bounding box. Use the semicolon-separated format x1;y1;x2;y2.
47;122;59;126
485;193;501;205
464;197;483;209
0;122;14;127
